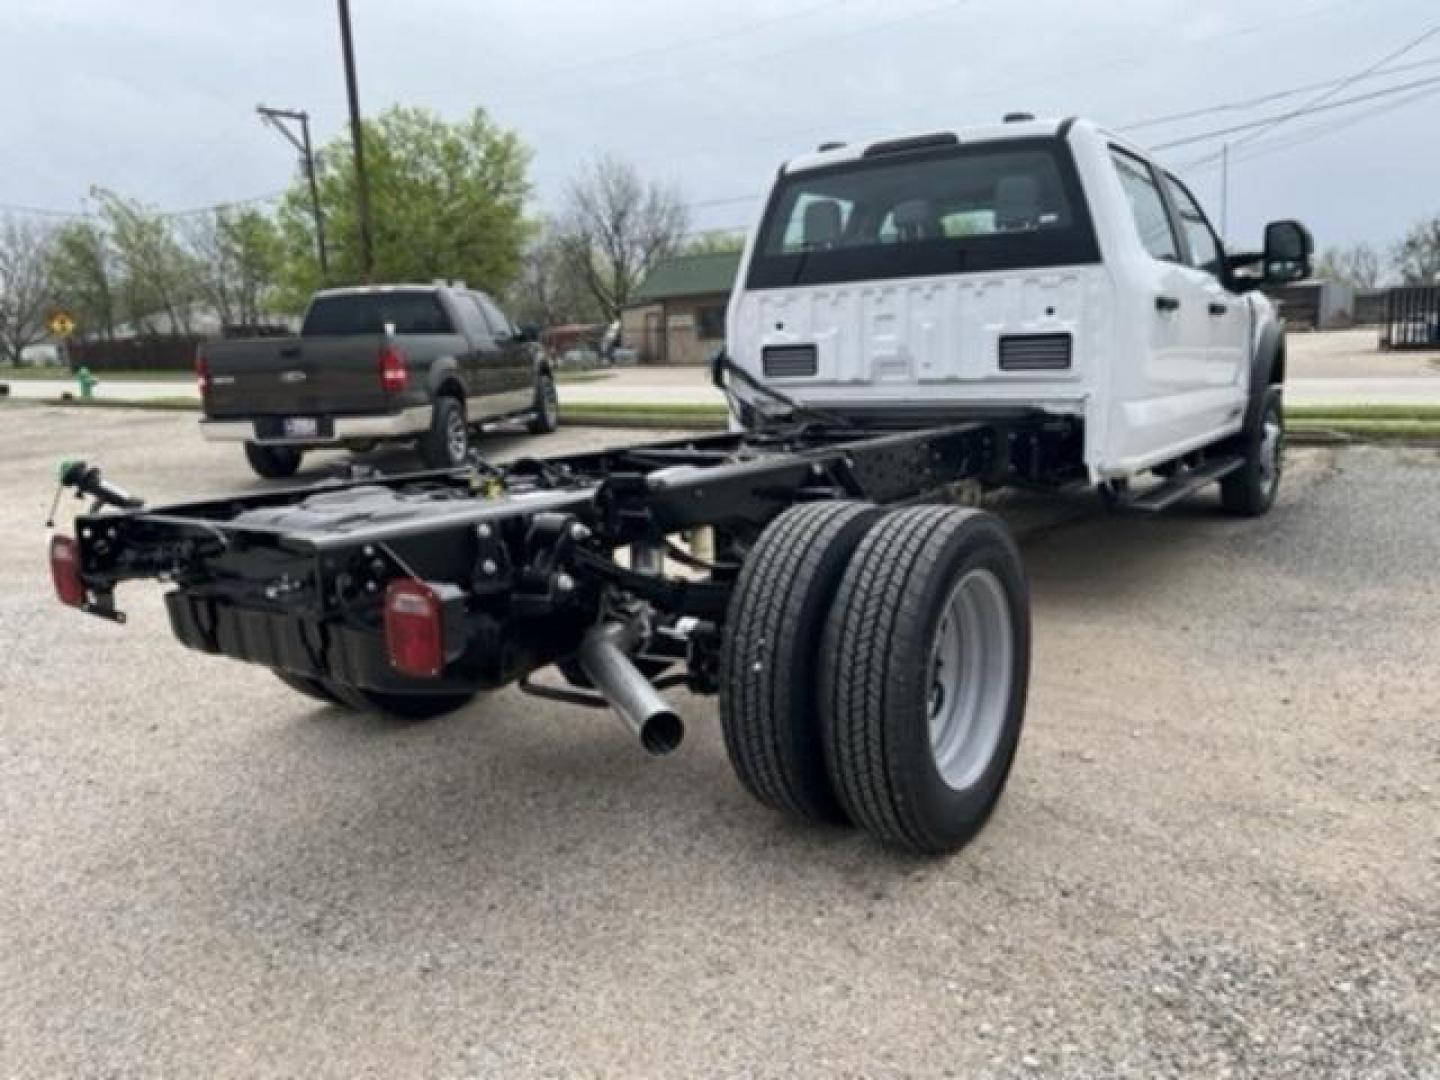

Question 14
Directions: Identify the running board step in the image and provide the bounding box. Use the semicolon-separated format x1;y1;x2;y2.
1127;456;1245;512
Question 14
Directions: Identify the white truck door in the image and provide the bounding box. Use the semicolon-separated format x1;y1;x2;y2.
1162;173;1249;427
1107;147;1219;462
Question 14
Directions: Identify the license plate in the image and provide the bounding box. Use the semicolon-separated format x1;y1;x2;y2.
282;417;319;438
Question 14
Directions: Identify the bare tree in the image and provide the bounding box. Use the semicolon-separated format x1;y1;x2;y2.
559;156;688;322
1316;242;1382;289
506;221;603;328
1391;215;1440;285
0;216;57;366
185;207;282;330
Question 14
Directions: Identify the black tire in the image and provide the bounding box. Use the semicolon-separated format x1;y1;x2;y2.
719;501;883;824
1220;386;1284;517
527;371;559;435
324;682;476;721
821;506;1030;855
274;670;342;705
244;442;303;479
417;394;469;470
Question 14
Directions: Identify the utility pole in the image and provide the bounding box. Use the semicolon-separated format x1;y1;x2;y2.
1219;143;1230;241
256;105;329;279
337;0;374;282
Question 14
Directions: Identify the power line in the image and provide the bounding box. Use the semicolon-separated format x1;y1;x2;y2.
1178;78;1440;174
1118;54;1440;131
480;0;867;98
1227;21;1440;150
489;0;974;114
1149;73;1440;150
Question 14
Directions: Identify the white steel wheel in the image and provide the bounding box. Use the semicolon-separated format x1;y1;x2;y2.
927;569;1015;793
821;505;1031;855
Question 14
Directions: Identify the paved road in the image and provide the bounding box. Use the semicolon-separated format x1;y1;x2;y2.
1;408;1436;1077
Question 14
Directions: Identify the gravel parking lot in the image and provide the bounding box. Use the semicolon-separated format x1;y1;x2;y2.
1;405;1436;1078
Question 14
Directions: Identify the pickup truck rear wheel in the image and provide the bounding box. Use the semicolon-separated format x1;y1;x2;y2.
820;506;1030;855
1220;386;1284;517
417;394;469;469
244;442;303;479
719;501;883;824
325;682;476;721
527;372;559;435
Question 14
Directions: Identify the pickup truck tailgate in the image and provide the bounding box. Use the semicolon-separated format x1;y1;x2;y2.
203;335;393;418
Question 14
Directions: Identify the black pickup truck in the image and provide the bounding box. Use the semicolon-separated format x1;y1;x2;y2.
197;285;558;478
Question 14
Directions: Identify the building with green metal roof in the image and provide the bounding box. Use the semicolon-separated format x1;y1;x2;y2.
622;251;742;365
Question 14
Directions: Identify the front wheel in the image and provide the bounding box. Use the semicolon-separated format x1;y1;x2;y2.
244;442;303;479
527;372;559;435
820;506;1031;856
1220;386;1284;517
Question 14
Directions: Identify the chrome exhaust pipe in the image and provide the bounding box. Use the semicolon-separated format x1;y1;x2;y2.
577;620;684;755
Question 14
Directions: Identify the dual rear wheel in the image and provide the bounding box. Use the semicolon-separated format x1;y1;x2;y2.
720;501;1030;855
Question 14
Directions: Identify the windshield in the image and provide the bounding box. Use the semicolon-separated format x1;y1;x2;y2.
302;291;453;336
747;138;1098;289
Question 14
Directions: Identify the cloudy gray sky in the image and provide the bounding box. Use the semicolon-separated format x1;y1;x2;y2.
5;0;1438;254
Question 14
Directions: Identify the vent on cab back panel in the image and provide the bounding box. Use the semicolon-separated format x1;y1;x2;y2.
999;333;1072;371
762;344;818;378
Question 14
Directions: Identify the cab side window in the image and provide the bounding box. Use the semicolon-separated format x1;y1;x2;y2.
1163;174;1224;278
474;293;514;340
454;294;494;345
1109;148;1180;263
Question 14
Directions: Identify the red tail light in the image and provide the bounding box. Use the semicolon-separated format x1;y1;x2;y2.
378;345;409;393
50;534;86;608
195;350;210;402
384;579;444;677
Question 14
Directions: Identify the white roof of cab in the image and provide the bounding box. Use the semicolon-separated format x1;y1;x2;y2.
782;116;1106;174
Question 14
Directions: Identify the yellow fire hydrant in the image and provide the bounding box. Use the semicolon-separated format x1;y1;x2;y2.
76;366;98;400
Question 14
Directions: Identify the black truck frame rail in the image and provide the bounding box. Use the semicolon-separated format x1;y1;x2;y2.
60;413;1079;740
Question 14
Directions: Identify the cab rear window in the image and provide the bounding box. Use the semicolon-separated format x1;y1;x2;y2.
748;137;1098;289
302;292;453;336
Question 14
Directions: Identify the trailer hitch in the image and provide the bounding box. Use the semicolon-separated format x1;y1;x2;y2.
46;459;144;526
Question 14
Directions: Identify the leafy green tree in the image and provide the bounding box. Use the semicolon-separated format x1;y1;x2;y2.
1391;215;1440;285
277;106;531;303
90;188;200;335
48;218;119;344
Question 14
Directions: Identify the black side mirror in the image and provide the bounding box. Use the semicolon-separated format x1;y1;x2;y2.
516;324;540;343
1262;220;1313;284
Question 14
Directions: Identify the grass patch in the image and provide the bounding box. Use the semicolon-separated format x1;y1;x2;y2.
1290;418;1440;441
1286;403;1440;422
553;369;616;384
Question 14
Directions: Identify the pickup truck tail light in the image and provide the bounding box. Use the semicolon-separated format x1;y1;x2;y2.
50;534;86;608
194;350;211;403
384;579;444;677
378;345;409;393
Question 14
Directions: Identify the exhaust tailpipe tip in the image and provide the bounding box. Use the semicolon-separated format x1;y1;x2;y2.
639;710;684;756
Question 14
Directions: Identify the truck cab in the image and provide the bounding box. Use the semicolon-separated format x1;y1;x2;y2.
725;116;1311;492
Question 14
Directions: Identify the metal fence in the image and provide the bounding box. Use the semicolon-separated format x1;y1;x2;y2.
1380;286;1440;350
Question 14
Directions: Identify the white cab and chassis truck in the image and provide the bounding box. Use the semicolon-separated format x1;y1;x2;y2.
48;117;1310;855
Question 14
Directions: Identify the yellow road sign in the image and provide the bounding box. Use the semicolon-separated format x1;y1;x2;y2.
47;310;76;338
